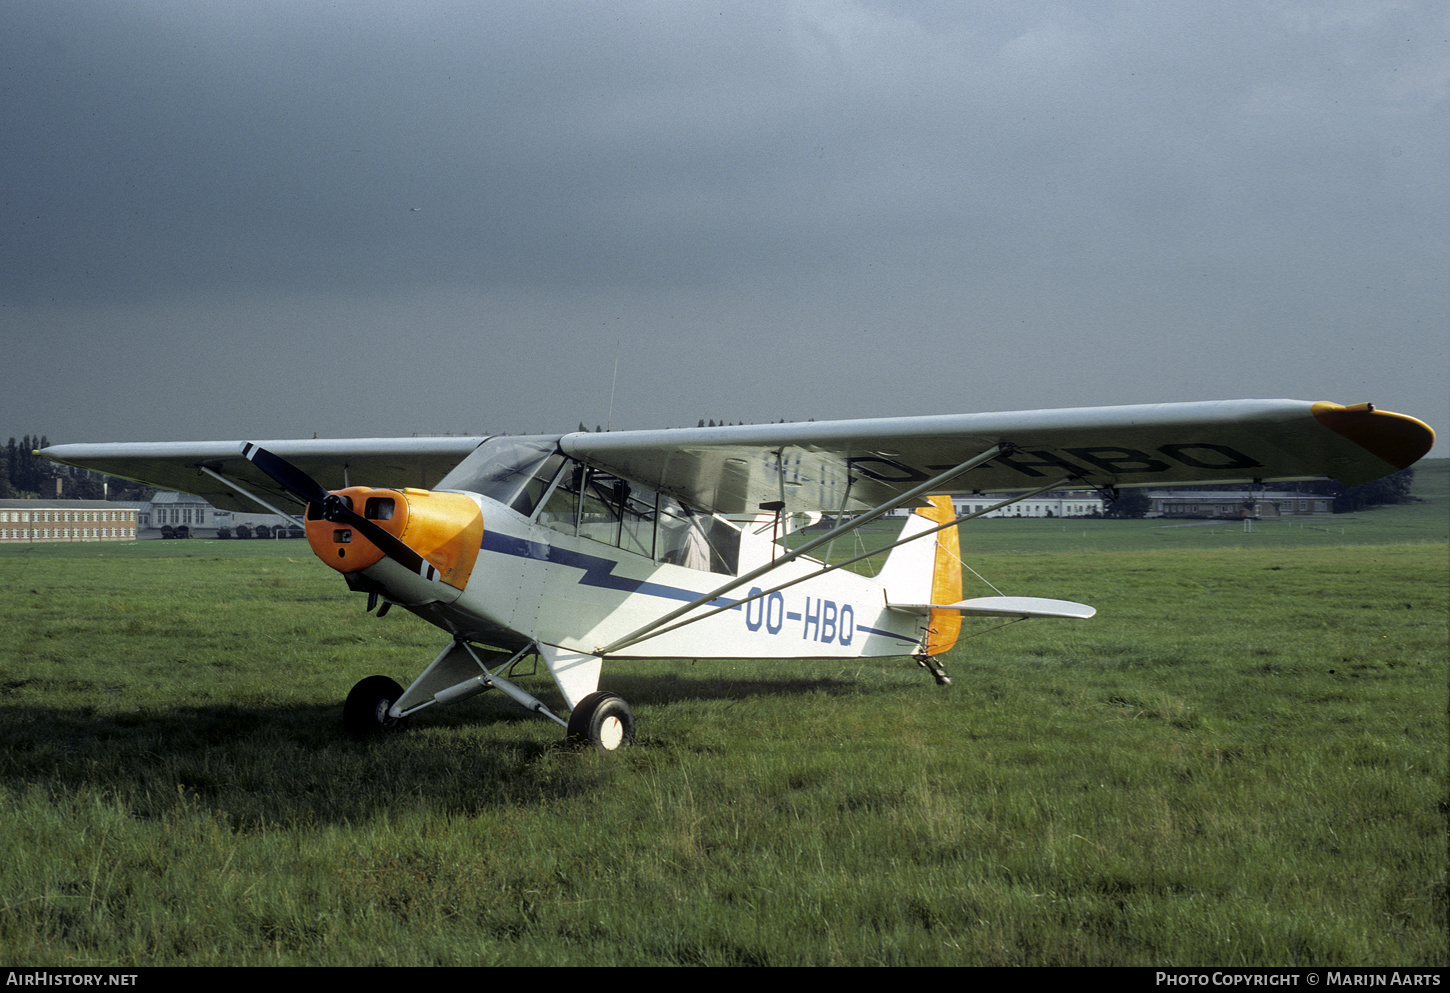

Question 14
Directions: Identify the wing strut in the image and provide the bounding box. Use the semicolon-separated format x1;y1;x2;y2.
592;442;1010;656
596;476;1072;654
197;465;304;521
798;477;1071;585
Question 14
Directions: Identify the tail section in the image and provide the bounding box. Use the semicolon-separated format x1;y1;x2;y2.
876;496;962;656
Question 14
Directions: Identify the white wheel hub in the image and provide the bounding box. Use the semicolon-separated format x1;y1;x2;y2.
598;715;625;750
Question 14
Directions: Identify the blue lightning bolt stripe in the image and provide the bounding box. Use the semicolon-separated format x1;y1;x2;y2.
481;531;742;609
480;531;918;649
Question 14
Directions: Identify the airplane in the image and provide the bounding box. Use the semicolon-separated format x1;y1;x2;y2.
39;398;1434;752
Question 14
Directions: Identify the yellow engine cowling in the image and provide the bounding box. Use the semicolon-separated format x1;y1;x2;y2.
304;486;484;591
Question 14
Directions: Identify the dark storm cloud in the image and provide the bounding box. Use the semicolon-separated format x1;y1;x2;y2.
5;1;1425;298
1;2;1445;445
6;3;874;297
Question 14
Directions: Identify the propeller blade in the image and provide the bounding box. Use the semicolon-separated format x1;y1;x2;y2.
240;442;440;583
241;442;330;505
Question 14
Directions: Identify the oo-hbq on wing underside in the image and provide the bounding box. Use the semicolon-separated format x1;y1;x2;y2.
559;399;1433;515
37;398;1435;751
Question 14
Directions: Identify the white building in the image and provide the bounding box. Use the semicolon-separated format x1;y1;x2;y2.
1144;490;1334;519
142;492;297;538
888;491;1105;519
0;499;140;542
145;491;212;533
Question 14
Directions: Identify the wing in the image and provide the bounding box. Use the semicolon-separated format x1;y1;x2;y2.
560;400;1434;516
39;437;486;514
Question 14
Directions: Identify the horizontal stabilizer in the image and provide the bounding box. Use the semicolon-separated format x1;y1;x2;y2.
888;596;1095;620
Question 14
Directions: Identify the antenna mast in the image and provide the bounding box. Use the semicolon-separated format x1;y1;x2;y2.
606;340;620;432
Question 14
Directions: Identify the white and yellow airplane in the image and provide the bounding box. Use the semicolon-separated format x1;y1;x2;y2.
40;399;1434;751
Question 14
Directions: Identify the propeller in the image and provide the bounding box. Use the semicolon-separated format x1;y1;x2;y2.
241;443;439;582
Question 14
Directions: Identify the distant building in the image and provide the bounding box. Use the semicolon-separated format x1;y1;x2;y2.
209;507;303;539
956;491;1104;518
141;491;297;539
1144;490;1334;519
145;491;213;534
888;491;1105;519
0;499;140;543
879;488;1335;522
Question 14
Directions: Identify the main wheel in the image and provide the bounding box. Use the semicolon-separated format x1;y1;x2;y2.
566;691;635;752
343;675;408;737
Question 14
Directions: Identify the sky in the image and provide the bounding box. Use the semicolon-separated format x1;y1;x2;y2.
2;1;1446;456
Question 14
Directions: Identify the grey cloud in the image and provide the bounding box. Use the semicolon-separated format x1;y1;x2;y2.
1;1;1443;447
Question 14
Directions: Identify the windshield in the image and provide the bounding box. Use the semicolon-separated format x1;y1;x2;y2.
436;435;565;516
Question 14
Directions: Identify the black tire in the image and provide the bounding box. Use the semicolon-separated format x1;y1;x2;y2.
343;675;407;737
566;691;635;752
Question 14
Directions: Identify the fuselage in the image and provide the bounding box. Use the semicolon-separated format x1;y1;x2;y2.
439;495;926;659
301;433;935;660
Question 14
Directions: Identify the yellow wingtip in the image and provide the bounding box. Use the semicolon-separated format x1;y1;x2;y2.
1312;402;1435;471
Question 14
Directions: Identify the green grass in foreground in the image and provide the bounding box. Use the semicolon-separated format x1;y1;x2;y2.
0;501;1444;964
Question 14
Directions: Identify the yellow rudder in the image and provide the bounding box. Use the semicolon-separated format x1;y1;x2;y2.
917;495;962;656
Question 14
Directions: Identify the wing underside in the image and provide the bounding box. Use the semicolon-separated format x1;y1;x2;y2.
39;400;1433;520
39;437;486;514
559;399;1433;515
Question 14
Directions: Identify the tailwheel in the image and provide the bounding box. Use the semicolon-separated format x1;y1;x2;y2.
343;675;408;737
567;691;635;752
914;653;953;686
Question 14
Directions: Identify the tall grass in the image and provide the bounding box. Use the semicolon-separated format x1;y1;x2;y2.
0;501;1444;964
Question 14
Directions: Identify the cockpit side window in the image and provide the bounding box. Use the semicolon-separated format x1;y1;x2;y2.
535;459;739;575
536;462;584;535
618;483;657;559
658;495;740;575
580;470;627;547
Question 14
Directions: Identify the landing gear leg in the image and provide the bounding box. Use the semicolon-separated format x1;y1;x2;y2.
914;653;953;687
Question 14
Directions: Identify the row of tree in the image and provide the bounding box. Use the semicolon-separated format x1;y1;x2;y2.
3;436;51;497
2;436;154;502
1283;470;1417;514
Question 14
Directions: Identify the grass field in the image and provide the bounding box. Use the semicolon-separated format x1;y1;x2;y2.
0;464;1444;965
